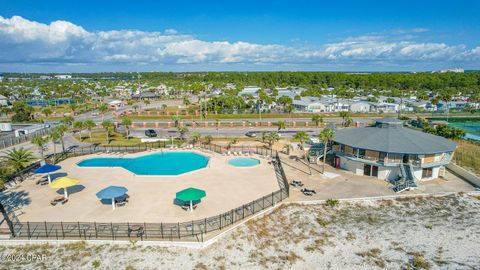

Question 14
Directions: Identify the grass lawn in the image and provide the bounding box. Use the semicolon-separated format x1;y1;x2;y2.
122;111;479;121
75;130;143;146
453;140;480;175
125;112;395;121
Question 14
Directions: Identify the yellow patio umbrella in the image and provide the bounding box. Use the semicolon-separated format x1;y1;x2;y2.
48;177;80;199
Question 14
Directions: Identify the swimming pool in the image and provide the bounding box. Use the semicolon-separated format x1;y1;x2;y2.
228;157;260;167
77;152;209;175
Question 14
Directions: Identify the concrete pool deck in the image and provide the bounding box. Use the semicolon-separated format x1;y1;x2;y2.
280;154;476;202
3;150;280;223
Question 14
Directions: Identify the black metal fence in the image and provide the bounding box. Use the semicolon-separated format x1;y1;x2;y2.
4;143;278;187
5;143;290;241
11;189;287;241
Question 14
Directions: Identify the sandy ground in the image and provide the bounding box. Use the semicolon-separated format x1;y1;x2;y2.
1;193;479;270
1;149;279;223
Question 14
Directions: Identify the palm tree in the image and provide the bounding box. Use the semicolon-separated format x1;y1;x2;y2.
83;120;96;141
102;120;114;144
2;148;36;172
73;121;84;136
293;131;309;145
319;128;335;174
275;120;286;131
61;116;74;127
69;103;78;116
204;135;213;145
31;135;48;159
49;130;61;157
121;117;132;139
227;137;239;149
261;131;267;143
42;108;53;118
98;103;109;121
55;124;68;152
176;126;189;141
190;132;201;146
172;115;180;127
283;144;293;155
285;104;294;119
339;111;350;127
312;114;324;127
265;131;280;148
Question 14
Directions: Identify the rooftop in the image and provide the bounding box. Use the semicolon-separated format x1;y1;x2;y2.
333;118;457;154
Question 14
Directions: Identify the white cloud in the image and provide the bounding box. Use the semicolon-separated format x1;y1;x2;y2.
0;15;478;70
164;29;178;35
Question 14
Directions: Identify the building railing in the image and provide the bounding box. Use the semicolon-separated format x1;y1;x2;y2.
336;151;451;168
3;143;290;241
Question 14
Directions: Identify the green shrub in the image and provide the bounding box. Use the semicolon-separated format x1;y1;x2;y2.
326;199;339;208
412;256;430;269
92;260;100;268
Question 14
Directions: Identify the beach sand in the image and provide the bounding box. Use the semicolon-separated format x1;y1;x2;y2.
1;193;479;269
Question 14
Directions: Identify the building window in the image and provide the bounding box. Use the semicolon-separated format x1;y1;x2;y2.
358;149;366;158
422;168;433;178
340;144;345;153
379;152;387;161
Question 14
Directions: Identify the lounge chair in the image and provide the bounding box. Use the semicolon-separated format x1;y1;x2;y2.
36;177;48;185
301;188;316;196
290;180;304;187
181;204;197;211
115;197;129;207
50;196;68;206
127;225;144;237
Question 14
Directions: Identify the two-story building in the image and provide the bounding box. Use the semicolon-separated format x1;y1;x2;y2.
331;119;456;183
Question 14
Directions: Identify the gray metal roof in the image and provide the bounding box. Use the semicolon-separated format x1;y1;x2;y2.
332;119;456;154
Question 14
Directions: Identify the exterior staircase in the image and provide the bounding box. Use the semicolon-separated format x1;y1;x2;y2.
393;163;417;193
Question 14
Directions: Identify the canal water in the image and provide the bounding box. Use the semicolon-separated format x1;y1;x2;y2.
444;117;480;141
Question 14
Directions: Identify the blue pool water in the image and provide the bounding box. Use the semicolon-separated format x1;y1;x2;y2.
228;157;260;167
77;152;209;175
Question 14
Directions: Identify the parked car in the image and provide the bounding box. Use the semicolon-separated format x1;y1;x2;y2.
145;129;157;137
245;131;257;137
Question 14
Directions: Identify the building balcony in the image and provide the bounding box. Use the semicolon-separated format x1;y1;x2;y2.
335;151;452;168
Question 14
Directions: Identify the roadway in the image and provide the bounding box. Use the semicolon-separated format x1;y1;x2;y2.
130;127;320;139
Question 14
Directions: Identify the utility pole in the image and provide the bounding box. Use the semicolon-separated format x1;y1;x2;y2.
398;89;403;119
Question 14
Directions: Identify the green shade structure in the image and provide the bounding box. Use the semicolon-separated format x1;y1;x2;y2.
175;187;206;211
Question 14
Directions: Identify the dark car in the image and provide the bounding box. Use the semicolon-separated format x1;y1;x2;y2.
145;129;157;137
245;131;257;137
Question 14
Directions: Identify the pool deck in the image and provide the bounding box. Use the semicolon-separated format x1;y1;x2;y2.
4;150;280;223
280;154;476;202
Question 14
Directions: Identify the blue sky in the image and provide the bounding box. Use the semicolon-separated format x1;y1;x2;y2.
0;0;479;72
